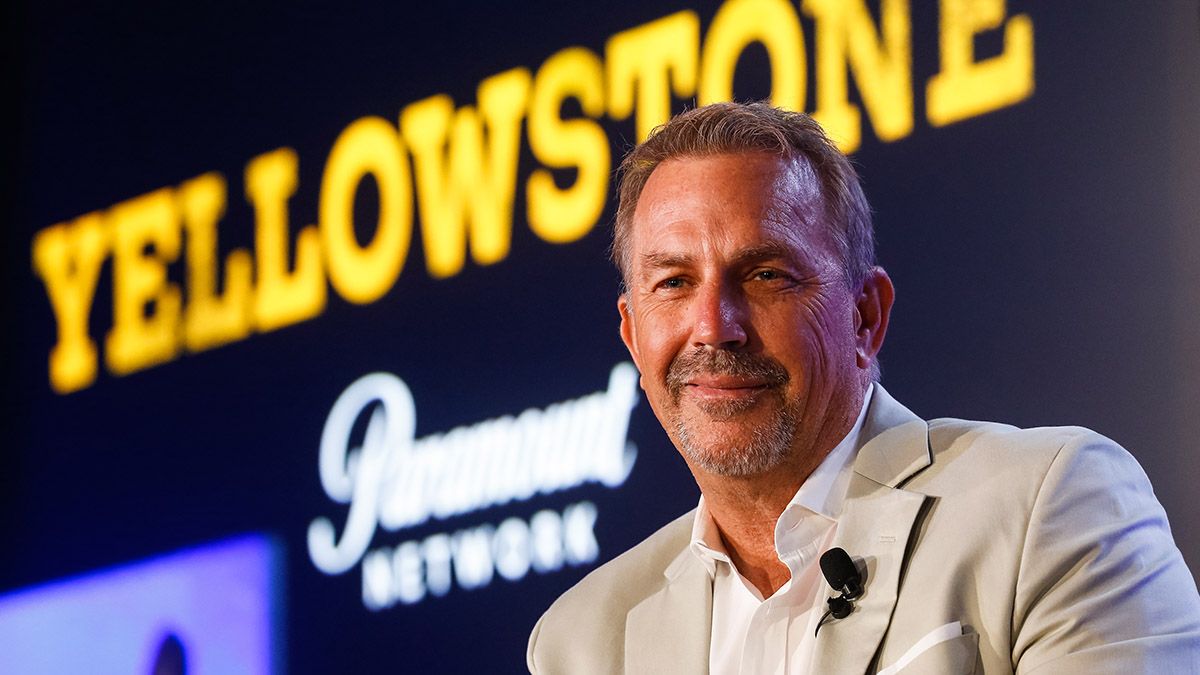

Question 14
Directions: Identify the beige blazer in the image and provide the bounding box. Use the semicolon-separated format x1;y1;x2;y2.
527;386;1200;674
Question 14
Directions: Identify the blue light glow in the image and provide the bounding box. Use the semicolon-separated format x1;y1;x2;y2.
0;535;280;675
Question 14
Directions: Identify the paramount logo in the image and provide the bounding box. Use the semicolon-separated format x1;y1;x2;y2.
307;363;640;608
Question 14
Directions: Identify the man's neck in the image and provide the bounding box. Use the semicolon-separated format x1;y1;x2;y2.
693;386;868;597
696;449;831;596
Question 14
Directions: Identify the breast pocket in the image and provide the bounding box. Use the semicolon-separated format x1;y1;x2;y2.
889;633;979;674
876;622;980;675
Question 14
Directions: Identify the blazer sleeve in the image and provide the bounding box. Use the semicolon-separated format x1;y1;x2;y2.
1010;430;1200;673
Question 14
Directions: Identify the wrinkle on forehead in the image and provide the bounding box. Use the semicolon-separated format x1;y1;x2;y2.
764;156;826;236
629;152;836;275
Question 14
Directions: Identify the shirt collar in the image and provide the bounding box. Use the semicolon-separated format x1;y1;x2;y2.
787;382;873;521
689;384;875;573
689;495;728;575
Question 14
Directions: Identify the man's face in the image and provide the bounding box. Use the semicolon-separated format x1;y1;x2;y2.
618;152;875;478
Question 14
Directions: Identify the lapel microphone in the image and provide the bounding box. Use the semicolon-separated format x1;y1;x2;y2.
815;547;864;636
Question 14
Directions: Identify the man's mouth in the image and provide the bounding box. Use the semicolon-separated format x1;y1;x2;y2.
666;348;790;403
684;375;773;401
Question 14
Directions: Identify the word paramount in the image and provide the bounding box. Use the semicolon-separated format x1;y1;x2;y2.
308;363;639;607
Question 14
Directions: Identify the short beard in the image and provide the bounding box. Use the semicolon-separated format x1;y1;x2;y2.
665;349;797;477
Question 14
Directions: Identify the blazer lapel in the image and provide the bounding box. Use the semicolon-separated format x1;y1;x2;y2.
812;483;930;674
624;549;712;673
811;385;934;674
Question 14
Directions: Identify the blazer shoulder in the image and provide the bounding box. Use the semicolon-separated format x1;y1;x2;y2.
528;510;696;672
911;419;1148;506
925;417;1112;467
927;416;1097;446
543;509;694;620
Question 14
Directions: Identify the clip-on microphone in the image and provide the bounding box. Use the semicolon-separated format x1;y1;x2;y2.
815;547;864;636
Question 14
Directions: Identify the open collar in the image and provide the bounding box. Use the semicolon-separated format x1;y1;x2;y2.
622;385;933;673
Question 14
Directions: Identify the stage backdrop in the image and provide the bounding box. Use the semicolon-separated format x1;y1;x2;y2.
5;1;1199;673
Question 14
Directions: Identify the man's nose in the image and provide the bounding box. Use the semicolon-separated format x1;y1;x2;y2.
689;280;748;350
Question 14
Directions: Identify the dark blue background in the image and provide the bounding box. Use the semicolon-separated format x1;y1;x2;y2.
5;2;1198;672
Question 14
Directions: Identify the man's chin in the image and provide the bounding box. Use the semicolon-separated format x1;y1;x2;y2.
673;423;783;475
670;402;797;477
671;408;745;440
678;439;789;478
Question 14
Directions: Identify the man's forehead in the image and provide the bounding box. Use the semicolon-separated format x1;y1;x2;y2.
629;152;832;261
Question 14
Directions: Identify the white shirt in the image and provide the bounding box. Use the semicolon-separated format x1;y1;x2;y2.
689;385;873;674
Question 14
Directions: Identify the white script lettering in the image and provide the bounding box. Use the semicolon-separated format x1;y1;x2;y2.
308;364;638;575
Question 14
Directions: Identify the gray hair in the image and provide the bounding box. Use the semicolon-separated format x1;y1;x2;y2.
612;101;875;289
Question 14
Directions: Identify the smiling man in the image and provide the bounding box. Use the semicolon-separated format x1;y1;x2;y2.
527;102;1200;674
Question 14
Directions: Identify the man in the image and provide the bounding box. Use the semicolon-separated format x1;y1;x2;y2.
527;102;1200;673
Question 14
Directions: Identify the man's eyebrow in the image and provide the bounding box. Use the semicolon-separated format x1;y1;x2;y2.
730;242;793;265
638;251;695;270
637;243;795;271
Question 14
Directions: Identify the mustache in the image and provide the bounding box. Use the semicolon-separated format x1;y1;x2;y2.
666;349;790;396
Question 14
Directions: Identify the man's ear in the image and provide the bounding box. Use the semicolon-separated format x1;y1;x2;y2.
854;267;894;369
618;294;643;373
